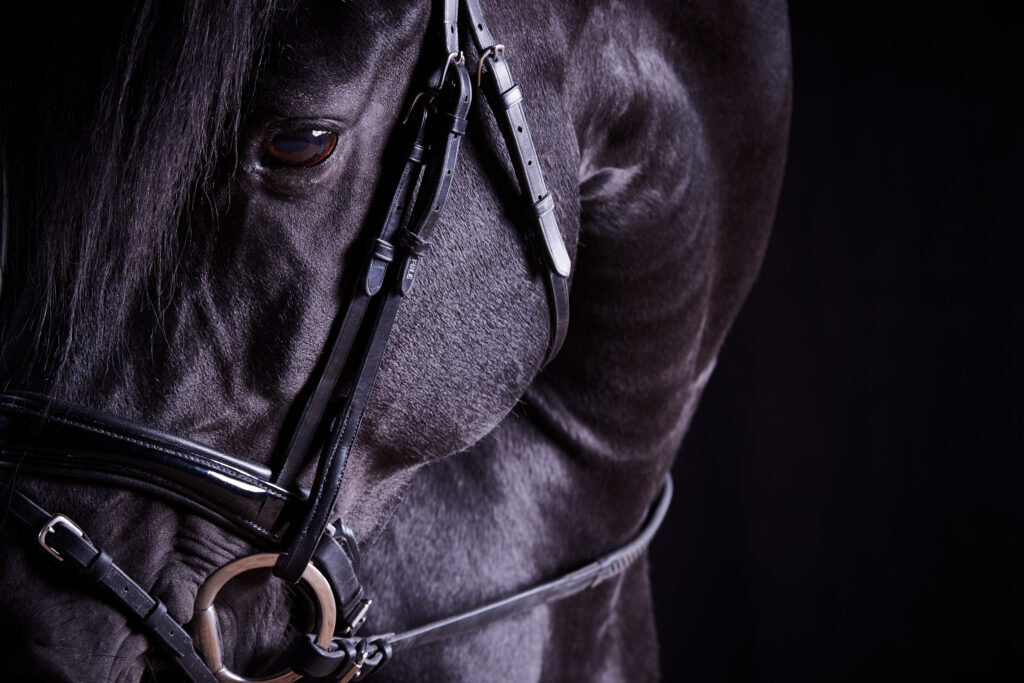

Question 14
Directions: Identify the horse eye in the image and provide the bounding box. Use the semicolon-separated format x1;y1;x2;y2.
263;129;338;167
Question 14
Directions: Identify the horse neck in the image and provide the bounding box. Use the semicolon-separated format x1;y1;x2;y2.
360;411;664;681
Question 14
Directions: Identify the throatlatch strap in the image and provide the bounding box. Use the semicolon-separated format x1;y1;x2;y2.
0;479;218;683
462;0;571;364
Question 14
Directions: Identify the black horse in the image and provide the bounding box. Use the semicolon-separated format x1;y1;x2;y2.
0;1;790;680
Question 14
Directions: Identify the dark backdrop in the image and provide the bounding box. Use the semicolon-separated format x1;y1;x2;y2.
650;4;1022;681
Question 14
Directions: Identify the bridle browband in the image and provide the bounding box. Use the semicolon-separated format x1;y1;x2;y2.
0;1;671;681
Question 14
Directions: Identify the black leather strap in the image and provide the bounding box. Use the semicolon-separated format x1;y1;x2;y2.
320;475;673;680
461;0;571;364
545;270;571;361
275;61;473;584
384;475;671;652
314;529;370;634
399;63;473;296
273;108;431;492
442;0;459;56
0;477;218;683
0;393;300;545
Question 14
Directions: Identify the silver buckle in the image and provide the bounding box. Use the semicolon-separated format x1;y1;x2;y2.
37;514;84;562
342;598;373;636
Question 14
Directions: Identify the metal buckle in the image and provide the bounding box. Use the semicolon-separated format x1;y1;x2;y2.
37;514;84;562
439;51;465;89
401;52;465;125
476;44;505;86
193;553;337;683
353;641;389;681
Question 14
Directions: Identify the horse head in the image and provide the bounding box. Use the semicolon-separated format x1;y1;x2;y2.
0;0;791;680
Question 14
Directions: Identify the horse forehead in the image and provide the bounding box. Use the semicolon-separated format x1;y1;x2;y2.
254;0;427;113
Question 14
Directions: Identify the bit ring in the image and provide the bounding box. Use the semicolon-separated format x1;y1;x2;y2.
193;553;336;683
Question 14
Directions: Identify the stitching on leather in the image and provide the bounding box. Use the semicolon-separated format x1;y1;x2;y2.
292;405;351;551
0;402;288;501
0;447;281;540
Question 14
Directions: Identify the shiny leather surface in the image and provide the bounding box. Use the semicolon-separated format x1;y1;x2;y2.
0;393;303;545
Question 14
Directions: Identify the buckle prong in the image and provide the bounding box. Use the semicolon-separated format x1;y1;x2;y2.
476;44;505;86
439;51;465;89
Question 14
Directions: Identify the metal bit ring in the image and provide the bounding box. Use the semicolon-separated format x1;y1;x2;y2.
193;553;336;683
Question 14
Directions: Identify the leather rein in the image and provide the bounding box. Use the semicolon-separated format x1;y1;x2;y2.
0;1;672;681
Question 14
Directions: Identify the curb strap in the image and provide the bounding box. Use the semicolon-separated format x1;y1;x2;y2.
461;0;571;364
0;478;218;683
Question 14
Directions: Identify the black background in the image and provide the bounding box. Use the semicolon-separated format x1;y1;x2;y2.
650;4;1022;681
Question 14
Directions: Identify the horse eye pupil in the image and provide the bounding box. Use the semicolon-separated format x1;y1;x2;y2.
264;129;338;167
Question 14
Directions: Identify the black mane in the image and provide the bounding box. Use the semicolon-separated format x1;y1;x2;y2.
0;0;279;389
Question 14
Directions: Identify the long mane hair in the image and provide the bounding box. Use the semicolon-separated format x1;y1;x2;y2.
0;0;281;392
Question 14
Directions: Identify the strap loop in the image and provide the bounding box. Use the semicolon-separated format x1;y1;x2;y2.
396;229;432;257
81;549;113;583
441;112;469;136
532;193;555;220
292;634;356;679
407;142;428;164
499;84;523;110
372;239;395;263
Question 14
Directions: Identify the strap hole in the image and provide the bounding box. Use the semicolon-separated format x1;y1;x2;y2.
478;23;483;29
528;160;533;165
517;126;523;133
450;26;455;33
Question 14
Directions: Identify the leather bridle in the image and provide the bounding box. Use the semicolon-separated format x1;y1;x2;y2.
0;1;672;681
